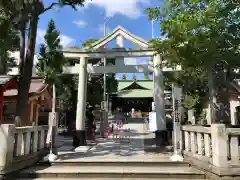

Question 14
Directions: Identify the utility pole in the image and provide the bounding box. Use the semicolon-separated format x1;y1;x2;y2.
152;19;155;102
152;19;154;39
103;17;112;108
102;17;112;137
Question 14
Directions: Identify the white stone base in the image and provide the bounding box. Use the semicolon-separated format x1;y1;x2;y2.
48;153;58;162
74;146;91;153
170;154;183;162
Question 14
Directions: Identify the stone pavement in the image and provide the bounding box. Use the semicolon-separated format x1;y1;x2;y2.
55;118;171;162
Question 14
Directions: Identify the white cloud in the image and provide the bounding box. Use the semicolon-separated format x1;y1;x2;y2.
73;20;87;28
37;29;75;47
60;35;75;47
84;0;150;19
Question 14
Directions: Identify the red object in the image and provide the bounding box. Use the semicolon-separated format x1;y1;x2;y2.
101;121;105;137
0;78;18;121
120;119;123;128
0;88;3;122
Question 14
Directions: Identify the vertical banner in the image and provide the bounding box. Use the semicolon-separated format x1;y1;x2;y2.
172;85;182;154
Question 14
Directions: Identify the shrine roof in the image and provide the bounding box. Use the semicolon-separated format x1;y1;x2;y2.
117;80;153;91
115;79;172;98
86;26;149;50
62;47;150;53
4;77;48;97
116;80;153;98
115;89;153;98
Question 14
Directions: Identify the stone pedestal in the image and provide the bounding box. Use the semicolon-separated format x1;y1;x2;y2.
211;124;228;167
0;124;15;171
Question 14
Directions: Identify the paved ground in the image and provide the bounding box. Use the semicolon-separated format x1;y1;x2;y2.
17;118;206;180
55;118;171;162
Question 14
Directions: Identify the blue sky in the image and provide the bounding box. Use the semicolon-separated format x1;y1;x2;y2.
37;0;162;80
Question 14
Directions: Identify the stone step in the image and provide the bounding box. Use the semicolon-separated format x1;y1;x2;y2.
18;178;206;180
15;165;205;179
39;159;190;167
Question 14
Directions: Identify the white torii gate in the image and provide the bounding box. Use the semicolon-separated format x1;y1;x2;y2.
62;26;181;146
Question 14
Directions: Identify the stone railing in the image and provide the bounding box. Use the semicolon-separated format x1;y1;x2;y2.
0;124;49;173
181;124;240;168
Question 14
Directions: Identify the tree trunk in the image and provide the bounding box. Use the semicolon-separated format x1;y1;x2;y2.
207;62;218;123
0;50;4;74
19;24;26;75
15;14;38;126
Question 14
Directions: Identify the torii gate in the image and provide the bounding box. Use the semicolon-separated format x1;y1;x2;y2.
62;26;181;146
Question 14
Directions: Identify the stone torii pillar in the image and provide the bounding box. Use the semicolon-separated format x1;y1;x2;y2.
153;54;167;146
74;57;88;147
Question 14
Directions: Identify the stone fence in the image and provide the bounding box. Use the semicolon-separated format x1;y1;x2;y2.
181;124;240;168
0;124;49;174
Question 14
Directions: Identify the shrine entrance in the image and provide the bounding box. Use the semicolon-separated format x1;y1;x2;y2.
62;26;181;147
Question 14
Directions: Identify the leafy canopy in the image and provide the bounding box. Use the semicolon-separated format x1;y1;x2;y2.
145;0;240;111
37;19;65;84
146;0;240;68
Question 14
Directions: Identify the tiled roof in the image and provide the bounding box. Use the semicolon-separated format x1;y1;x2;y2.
117;80;153;91
4;78;47;97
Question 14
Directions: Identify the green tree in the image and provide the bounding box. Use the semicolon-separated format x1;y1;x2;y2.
132;74;137;81
146;0;240;122
0;0;86;125
37;19;65;84
143;72;149;80
36;19;74;111
0;19;19;74
121;74;127;80
82;38;98;48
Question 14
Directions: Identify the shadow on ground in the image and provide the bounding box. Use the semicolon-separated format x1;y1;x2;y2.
56;135;171;161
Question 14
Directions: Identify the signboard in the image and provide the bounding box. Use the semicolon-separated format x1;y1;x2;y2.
172;85;182;153
149;112;157;132
173;87;182;123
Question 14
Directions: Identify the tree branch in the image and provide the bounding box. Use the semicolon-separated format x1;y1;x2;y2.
42;0;85;14
41;2;58;14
